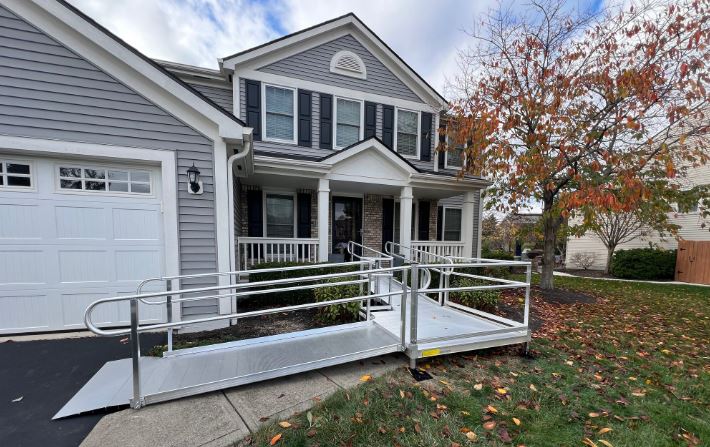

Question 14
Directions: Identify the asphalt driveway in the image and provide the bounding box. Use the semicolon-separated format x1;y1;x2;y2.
0;333;164;447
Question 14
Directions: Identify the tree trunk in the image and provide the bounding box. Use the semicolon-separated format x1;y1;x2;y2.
605;245;615;274
540;209;559;290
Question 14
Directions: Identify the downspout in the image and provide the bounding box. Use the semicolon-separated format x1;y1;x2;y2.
227;138;252;314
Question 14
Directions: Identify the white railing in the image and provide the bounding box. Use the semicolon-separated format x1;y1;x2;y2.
410;240;464;260
238;237;319;269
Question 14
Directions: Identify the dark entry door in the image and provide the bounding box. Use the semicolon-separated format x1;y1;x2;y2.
332;196;363;261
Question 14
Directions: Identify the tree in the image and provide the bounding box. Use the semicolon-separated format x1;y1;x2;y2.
444;0;709;289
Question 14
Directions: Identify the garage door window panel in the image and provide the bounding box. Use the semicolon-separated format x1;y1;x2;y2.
59;166;151;195
0;160;33;188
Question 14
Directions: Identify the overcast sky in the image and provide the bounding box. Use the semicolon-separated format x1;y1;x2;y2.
66;0;509;95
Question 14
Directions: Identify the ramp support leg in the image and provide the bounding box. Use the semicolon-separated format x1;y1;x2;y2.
409;357;417;369
129;297;143;409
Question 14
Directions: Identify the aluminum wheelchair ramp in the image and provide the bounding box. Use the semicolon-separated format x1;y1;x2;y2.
54;321;400;419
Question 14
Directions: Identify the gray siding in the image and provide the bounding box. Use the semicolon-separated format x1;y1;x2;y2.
187;82;233;113
259;34;423;103
439;193;481;255
0;5;218;316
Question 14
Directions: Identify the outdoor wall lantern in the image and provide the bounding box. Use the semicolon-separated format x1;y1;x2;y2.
186;162;203;195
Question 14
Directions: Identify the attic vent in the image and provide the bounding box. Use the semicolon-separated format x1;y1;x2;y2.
330;50;366;79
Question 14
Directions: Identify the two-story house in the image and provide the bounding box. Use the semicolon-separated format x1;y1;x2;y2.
0;0;489;333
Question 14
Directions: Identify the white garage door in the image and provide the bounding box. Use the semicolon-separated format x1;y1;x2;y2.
0;156;166;334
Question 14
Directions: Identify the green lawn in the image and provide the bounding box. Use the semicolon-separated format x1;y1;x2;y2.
240;277;709;447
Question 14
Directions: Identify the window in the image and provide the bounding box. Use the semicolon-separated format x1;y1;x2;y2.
0;160;32;188
59;166;151;194
396;109;419;158
265;193;295;238
334;98;362;148
445;144;466;169
443;207;462;241
264;84;296;143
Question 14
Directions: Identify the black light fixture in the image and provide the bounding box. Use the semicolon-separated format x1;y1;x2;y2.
186;163;203;195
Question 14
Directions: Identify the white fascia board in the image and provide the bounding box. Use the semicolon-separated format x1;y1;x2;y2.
13;0;245;143
410;173;491;191
222;17;446;109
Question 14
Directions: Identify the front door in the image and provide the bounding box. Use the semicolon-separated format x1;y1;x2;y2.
331;196;363;261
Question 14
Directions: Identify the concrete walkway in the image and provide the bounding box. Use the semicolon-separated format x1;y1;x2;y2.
80;354;405;447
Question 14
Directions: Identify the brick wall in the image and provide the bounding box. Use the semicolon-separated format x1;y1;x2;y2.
428;200;439;241
363;194;383;250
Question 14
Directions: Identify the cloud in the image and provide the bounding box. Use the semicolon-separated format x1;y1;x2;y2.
67;0;498;94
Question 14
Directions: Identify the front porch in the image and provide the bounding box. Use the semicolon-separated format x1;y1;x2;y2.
232;140;485;269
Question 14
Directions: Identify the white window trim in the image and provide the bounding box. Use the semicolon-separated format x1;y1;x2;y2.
329;50;367;80
261;83;298;145
54;163;155;198
333;96;365;150
0;158;35;192
262;190;298;238
444;137;467;170
393;107;420;160
441;206;463;242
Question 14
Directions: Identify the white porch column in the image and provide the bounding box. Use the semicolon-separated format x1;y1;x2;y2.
462;190;476;258
399;186;413;260
317;178;330;262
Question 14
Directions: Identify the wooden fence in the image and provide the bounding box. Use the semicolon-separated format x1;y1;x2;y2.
675;240;710;285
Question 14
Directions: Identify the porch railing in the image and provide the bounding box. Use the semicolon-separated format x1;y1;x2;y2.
238;237;319;269
410;240;464;260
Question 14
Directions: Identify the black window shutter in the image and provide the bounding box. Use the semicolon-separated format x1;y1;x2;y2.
297;90;312;147
297;193;311;238
418;201;430;240
436;206;443;240
364;102;377;139
319;93;333;149
438;123;446;169
382;105;394;149
247;190;263;237
245;80;261;141
420;112;432;162
382;198;394;251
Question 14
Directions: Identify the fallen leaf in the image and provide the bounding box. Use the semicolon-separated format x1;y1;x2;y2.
598;440;614;447
483;421;496;430
269;433;282;445
474;383;483;391
306;429;317;438
11;396;23;403
512;417;521;426
499;428;513;443
529;384;538;392
588;412;601;418
306;411;313;427
278;421;291;428
360;375;372;382
400;389;405;399
598;427;612;435
496;388;508;395
466;431;478;441
582;438;598;447
486;405;498;414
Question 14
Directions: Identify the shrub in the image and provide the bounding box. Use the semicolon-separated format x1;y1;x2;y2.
570;252;596;270
313;278;362;324
448;277;500;312
610;248;677;280
481;248;515;261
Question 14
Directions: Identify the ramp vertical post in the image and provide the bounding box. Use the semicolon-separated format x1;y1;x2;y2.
400;268;408;346
166;279;173;352
129;297;142;408
524;264;531;327
410;264;419;345
366;260;373;321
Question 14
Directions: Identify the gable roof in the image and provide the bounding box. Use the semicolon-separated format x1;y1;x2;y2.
221;13;446;107
51;0;246;128
319;136;420;173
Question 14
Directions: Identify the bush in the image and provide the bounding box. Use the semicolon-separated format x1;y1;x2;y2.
244;261;356;309
313;278;362;324
610;248;677;280
570;252;596;270
481;248;515;261
448;277;500;313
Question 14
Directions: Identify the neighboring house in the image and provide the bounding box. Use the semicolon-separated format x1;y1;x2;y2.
566;163;710;270
0;0;488;333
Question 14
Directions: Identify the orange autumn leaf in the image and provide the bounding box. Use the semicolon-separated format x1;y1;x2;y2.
270;433;282;445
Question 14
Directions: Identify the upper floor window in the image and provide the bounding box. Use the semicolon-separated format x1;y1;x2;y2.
334;97;362;148
59;166;151;194
395;109;419;158
0;160;32;189
264;84;296;143
445;143;466;169
330;50;366;79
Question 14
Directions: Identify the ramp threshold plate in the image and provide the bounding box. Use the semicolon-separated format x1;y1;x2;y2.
55;322;401;419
